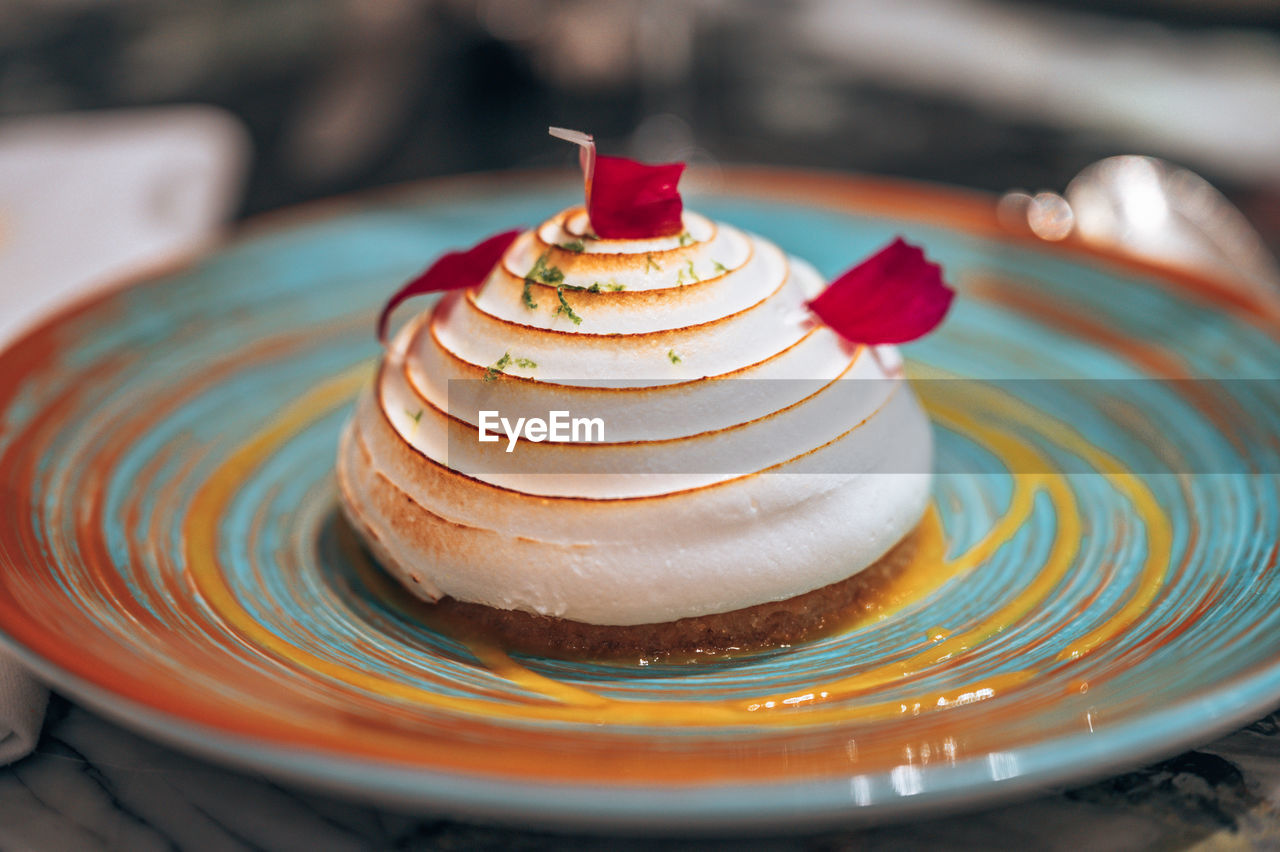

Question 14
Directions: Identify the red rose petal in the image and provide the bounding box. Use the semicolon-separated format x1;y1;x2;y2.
807;238;955;345
590;155;686;239
377;229;521;344
549;126;686;239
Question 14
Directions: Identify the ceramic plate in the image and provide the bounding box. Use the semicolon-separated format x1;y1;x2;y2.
2;170;1279;831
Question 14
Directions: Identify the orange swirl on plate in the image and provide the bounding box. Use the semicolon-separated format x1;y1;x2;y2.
336;207;935;626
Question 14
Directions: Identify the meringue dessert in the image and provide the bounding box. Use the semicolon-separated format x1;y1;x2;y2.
336;200;939;657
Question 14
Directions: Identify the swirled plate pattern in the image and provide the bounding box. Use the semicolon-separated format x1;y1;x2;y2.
2;171;1279;830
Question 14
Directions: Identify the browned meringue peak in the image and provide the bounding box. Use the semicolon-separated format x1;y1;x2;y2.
537;208;718;260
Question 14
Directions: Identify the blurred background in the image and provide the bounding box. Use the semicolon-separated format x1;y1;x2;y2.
1;0;1279;266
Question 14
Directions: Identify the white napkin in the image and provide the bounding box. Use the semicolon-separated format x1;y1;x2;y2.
0;106;248;765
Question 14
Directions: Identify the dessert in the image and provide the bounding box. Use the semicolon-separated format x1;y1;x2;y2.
336;129;953;657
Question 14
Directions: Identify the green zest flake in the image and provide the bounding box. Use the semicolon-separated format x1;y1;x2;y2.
562;279;625;293
559;239;585;253
483;351;512;382
668;349;682;364
554;285;583;325
712;260;728;274
405;408;423;425
674;260;700;285
645;254;661;273
528;252;564;284
513;357;538;369
522;252;565;310
678;231;692;246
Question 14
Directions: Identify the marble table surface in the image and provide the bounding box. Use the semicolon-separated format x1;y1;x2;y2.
3;695;1280;851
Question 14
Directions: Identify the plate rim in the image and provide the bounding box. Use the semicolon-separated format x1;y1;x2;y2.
4;628;1280;833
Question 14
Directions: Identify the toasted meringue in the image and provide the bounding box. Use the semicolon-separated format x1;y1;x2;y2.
337;208;932;631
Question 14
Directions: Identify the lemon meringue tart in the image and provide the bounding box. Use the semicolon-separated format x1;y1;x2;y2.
336;129;953;658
